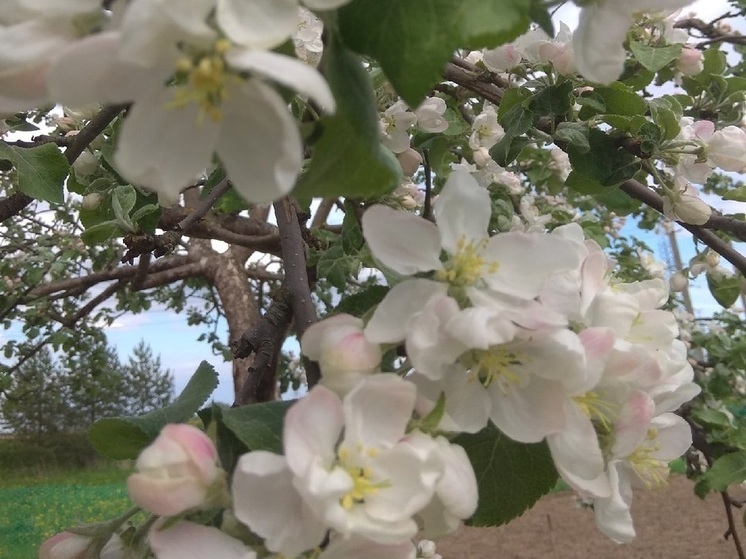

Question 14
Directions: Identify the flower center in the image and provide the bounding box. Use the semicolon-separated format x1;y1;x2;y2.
337;447;389;510
463;347;523;389
573;391;616;432
436;237;499;288
628;428;668;489
170;39;233;123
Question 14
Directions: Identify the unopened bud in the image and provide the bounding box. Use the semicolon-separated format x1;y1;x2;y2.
72;151;98;177
81;192;103;211
669;272;689;292
397;148;423;176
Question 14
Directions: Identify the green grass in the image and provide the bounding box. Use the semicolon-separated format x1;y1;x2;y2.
0;467;133;559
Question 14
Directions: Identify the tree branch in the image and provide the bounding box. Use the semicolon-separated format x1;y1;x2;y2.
274;197;321;388
619;180;746;275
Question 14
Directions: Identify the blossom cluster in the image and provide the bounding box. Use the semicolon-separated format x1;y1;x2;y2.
1;0;342;206
354;170;697;542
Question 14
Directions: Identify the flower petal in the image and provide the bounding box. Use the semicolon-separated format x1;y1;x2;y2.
232;452;326;557
114;86;220;206
433;171;490;253
149;521;255;559
226;48;335;113
218;80;302;203
362;205;443;276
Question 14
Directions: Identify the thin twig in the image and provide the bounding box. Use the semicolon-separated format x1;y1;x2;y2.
177;178;233;231
720;490;745;559
423;150;434;221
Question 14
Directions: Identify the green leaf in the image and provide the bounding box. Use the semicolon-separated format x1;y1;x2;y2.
294;37;401;198
339;0;531;106
595;84;648;117
111;185;137;232
567;129;640;187
215;400;293;455
455;423;558;526
554;122;590;154
706;273;741;308
692;408;733;429
695;451;746;497
489;135;530;167
648;98;681;141
528;81;574;118
88;361;219;459
333;285;390;317
317;244;360;290
498;103;534;138
629;41;682;73
723;185;746;202
0;142;69;204
80;220;123;245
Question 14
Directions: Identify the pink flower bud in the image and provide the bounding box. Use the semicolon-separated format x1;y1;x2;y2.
127;424;219;516
707;126;746;172
677;47;703;76
39;532;92;559
397;148;423;176
301;314;382;397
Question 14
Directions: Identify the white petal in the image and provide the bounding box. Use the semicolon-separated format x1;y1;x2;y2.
411;370;491;434
218;80;303;203
365;280;447;344
548;401;605;481
226;48;335;113
232;452;326;557
343;374;416;448
48;32;168;106
320;537;416;559
217;0;298;50
489;378;567;443
434;171;490;253
149;521;255;559
362;205;443;275
114;87;220;206
573;5;631;84
284;385;344;474
304;0;353;9
482;232;580;299
119;0;214;67
594;462;635;543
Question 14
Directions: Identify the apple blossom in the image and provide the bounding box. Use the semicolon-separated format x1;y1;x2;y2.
415;97;449;133
381;101;417;153
677;46;703;75
397;148;423;176
482;43;522;73
662;179;712;225
706;126;746;172
301;313;382;397
127;423;223;516
48;30;335;206
468;105;505;150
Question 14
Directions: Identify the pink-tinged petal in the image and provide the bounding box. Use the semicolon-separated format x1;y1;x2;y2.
114;86;220;206
579;251;609;315
482;232;580;299
489;378;567;443
160;424;217;482
343;374;416;448
365;279;447;344
232;452;326;557
362;205;443;276
614;279;668;310
39;532;92;559
127;474;207;517
301;314;364;361
433;171;490;253
218;80;302;204
593;462;635;543
284;385;344;474
225;49;335;112
574;327;615;393
320;537;416;559
612;391;655;457
548;401;605;481
48;32;168;106
149;521;255;559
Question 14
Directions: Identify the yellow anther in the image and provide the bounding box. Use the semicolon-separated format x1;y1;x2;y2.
464;347;522;389
215;38;232;54
435;236;498;288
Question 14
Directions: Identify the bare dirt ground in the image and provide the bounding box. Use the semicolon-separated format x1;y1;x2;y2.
437;476;746;558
